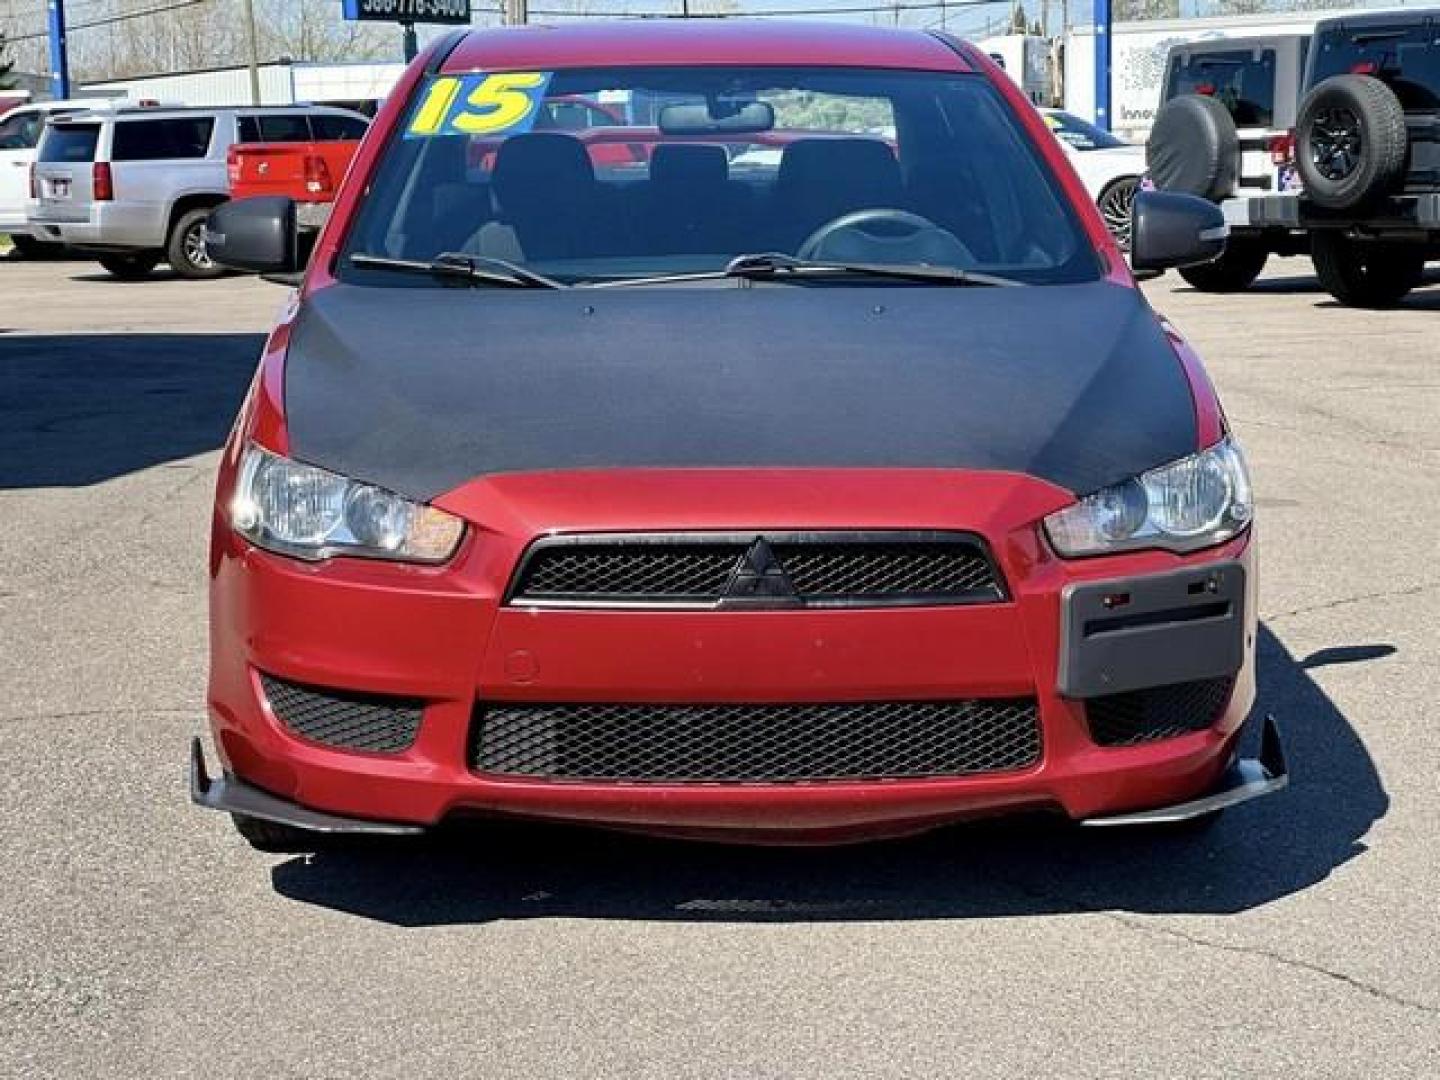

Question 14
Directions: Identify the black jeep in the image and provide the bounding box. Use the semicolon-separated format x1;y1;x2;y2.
1243;10;1440;307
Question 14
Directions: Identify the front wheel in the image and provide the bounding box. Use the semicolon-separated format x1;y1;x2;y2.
1311;232;1424;308
167;207;225;279
97;251;161;279
1098;176;1140;253
1177;240;1269;293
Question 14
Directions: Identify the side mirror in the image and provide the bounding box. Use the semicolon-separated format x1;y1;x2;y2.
1130;190;1228;272
204;196;301;277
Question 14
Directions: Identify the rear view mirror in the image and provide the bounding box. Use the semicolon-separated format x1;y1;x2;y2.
205;196;301;278
1130;190;1228;272
658;100;775;135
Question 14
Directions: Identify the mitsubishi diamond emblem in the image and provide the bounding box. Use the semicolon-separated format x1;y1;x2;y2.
720;537;801;606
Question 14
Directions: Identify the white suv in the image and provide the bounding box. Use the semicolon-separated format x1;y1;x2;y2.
1147;34;1311;291
0;99;114;257
28;103;367;279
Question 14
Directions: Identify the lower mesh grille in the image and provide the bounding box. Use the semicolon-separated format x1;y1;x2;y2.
1086;677;1235;747
470;699;1040;782
261;673;423;754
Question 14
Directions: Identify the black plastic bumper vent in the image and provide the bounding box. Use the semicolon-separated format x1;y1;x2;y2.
470;698;1040;782
508;532;1004;608
1086;677;1235;747
261;673;423;754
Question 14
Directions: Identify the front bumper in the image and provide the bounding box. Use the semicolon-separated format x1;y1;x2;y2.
201;468;1268;842
191;714;1288;837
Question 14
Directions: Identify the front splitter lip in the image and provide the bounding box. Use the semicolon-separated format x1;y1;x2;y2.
189;715;1288;841
1079;714;1288;826
190;738;423;837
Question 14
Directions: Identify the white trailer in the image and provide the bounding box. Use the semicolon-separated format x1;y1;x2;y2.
83;60;407;112
1063;10;1330;142
976;34;1052;104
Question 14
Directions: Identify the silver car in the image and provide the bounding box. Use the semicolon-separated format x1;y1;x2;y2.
28;103;367;279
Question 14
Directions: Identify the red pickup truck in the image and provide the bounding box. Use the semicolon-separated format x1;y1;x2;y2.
227;139;363;204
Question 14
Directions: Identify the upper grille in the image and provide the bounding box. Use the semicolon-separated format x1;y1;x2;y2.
772;542;998;599
470;698;1040;782
1086;677;1235;748
508;532;1004;608
260;673;423;754
517;544;739;599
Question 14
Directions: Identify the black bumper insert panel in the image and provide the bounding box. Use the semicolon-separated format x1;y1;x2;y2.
1059;562;1246;699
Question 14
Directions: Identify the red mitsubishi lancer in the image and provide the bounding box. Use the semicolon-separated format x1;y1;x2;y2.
192;20;1285;850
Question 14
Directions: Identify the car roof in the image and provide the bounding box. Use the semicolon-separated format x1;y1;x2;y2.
54;104;366;123
5;99;107;116
1313;8;1437;32
441;21;974;75
1169;32;1311;53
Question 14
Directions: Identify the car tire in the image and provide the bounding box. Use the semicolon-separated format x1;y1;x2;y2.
97;251;161;279
231;813;321;853
10;234;64;260
1176;239;1269;292
1311;231;1424;308
166;206;225;280
1146;95;1239;201
1296;75;1408;210
1097;176;1140;253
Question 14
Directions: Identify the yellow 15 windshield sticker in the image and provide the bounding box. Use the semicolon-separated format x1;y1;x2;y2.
406;72;555;138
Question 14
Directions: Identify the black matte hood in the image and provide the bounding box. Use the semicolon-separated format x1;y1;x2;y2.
283;281;1196;503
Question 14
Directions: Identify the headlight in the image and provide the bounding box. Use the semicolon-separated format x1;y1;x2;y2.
231;445;464;563
1044;437;1252;557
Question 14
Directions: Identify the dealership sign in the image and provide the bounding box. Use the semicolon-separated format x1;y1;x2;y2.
341;0;472;24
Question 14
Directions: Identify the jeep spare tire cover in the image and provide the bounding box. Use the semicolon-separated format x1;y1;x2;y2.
1146;95;1240;201
1295;75;1408;210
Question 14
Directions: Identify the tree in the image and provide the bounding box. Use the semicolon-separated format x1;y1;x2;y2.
1009;3;1028;34
1213;0;1268;14
1114;0;1180;20
252;0;394;63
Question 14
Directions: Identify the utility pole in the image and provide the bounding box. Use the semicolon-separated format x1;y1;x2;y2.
1093;0;1111;130
47;0;69;100
242;0;261;106
505;0;529;24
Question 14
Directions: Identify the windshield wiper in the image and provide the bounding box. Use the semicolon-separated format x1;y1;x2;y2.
348;252;566;289
581;252;1023;289
722;252;1024;287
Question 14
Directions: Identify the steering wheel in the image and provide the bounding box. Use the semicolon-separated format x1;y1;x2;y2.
797;208;973;265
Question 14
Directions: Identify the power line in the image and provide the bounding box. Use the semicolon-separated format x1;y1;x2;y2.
2;0;212;43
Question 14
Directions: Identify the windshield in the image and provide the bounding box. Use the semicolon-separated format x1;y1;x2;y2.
1311;23;1440;108
0;110;46;151
340;66;1099;287
1044;111;1128;150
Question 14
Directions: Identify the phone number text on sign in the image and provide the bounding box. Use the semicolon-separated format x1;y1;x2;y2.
342;0;472;25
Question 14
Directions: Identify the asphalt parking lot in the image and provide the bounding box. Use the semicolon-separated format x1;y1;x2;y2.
1;256;1437;1078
